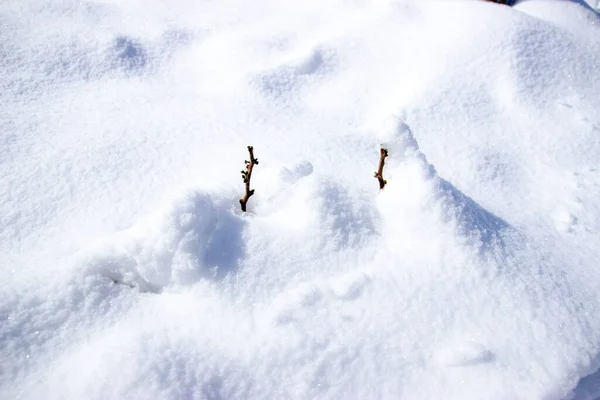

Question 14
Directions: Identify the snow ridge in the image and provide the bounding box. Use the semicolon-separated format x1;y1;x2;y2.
2;0;600;399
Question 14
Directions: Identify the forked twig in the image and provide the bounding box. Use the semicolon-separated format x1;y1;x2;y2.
240;146;259;212
374;147;388;189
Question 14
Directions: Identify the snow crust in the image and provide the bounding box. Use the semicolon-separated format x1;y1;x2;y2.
1;0;600;398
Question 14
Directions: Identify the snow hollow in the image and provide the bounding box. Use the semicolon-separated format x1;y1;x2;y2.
1;0;600;399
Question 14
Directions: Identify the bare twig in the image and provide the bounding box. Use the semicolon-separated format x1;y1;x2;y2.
240;146;259;212
374;147;388;189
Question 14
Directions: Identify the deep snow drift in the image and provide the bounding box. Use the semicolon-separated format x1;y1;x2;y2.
1;0;600;399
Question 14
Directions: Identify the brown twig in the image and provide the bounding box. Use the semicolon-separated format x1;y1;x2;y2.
240;146;259;212
374;147;388;189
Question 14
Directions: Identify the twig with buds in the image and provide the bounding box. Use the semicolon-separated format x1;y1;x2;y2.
240;146;259;212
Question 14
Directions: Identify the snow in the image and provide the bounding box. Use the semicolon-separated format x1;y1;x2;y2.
1;0;600;398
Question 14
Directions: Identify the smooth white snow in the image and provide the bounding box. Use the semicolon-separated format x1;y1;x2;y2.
1;0;600;399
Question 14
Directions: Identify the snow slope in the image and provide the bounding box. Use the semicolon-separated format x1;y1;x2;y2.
1;0;599;398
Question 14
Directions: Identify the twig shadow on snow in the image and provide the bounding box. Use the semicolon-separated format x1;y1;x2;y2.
202;206;247;281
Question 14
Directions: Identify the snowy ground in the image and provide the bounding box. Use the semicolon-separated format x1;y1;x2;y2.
1;0;600;398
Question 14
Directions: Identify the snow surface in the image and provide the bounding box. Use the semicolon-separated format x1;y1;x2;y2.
1;0;600;398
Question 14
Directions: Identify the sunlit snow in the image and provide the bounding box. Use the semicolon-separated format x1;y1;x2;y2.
1;0;600;399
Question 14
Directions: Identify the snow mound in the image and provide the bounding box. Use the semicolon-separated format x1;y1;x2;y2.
374;115;511;256
79;191;245;291
2;0;600;399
